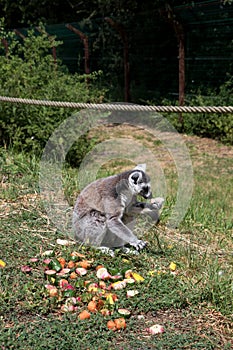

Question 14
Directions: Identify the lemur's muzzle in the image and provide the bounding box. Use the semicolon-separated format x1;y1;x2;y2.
141;187;152;199
144;192;152;199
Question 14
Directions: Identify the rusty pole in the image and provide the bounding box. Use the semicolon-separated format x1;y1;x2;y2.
13;29;26;40
161;6;185;126
174;21;185;126
175;23;185;108
1;38;9;57
66;24;90;78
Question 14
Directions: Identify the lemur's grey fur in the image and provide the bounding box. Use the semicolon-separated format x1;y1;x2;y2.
72;164;164;252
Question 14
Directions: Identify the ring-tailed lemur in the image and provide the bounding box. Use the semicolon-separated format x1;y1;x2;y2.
72;164;164;252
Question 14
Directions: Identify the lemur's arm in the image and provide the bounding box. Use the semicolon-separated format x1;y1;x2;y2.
104;199;147;251
127;197;164;221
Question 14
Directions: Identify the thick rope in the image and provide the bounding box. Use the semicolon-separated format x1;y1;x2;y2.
0;95;232;113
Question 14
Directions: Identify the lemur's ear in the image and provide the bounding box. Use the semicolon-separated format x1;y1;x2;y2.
134;164;146;172
130;171;142;184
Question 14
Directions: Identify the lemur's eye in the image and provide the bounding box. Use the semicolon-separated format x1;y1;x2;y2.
143;186;149;192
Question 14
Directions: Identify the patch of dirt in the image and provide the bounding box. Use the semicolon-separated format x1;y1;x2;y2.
184;134;233;158
0;193;40;217
139;307;233;348
90;124;233;172
156;225;233;259
113;307;232;350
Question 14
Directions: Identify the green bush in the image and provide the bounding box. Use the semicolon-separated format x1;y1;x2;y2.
164;79;233;144
0;23;106;162
185;80;233;144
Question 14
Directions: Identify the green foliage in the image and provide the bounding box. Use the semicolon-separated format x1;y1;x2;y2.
0;23;106;163
164;79;233;145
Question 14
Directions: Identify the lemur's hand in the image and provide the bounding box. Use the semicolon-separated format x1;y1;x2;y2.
150;197;164;210
130;240;147;251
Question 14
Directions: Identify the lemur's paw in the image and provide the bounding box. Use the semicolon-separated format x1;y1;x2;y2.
97;246;115;257
130;240;147;251
120;247;140;255
151;197;164;210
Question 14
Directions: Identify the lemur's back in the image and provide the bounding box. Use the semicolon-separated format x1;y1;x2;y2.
74;170;134;217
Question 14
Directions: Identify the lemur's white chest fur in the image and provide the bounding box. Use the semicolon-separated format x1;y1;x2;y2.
120;191;134;207
119;191;137;218
120;193;128;207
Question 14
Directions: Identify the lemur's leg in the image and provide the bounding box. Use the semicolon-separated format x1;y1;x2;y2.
72;210;140;250
105;215;147;251
100;227;127;248
72;211;107;247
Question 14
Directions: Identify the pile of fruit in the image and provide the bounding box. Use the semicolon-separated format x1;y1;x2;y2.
21;250;147;331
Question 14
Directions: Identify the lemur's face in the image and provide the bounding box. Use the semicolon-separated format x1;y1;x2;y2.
129;170;152;199
139;183;152;199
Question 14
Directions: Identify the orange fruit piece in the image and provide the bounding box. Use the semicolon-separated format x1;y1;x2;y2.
49;287;58;297
99;281;107;290
100;309;112;316
78;310;91;320
59;279;69;288
71;251;85;258
107;318;126;331
76;260;91;269
57;257;66;269
67;260;75;268
96;299;105;310
70;272;78;279
87;301;97;312
114;318;126;330
84;280;92;286
107;320;117;331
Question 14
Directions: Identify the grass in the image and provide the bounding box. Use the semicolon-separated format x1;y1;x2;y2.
0;130;233;349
